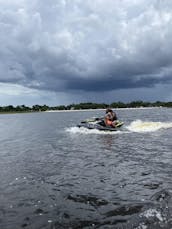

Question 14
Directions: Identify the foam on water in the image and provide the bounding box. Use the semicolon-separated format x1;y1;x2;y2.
66;126;124;135
126;120;172;133
140;208;164;222
66;120;172;134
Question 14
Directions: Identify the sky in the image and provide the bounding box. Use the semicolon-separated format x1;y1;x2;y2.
0;0;172;106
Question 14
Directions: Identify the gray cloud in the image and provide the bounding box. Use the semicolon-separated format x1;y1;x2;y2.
0;0;172;97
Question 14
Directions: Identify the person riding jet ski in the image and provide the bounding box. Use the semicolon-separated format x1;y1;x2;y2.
104;108;118;127
77;108;123;131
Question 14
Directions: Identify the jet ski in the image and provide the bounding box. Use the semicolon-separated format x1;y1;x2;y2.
77;118;124;131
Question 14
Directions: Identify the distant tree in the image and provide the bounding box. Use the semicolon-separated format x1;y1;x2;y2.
165;102;172;107
51;105;66;110
153;101;164;107
111;101;126;108
40;105;49;111
128;100;146;108
32;105;42;111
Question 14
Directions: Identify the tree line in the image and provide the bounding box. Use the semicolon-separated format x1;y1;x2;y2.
0;101;172;113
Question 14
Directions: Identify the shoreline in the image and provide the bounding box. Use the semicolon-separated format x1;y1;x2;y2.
45;107;163;112
0;106;168;115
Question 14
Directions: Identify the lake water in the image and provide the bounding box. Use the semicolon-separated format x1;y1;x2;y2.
0;108;172;229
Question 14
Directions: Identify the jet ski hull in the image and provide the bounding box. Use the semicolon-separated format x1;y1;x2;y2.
77;120;124;131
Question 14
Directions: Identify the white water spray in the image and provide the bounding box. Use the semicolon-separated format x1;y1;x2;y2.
66;127;123;135
126;120;172;133
66;120;172;134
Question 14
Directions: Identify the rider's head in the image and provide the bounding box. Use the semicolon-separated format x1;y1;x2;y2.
106;108;113;113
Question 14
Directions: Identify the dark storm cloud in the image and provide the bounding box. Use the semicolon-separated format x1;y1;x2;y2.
1;0;172;94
